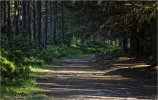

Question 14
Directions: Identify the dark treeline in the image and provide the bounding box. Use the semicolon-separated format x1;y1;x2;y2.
0;1;157;66
1;1;58;48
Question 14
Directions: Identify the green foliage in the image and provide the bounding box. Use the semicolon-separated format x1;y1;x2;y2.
13;50;25;64
39;46;60;63
77;40;119;53
23;57;44;67
15;66;31;79
10;34;34;50
0;34;9;49
38;45;84;63
0;78;37;99
0;55;16;79
0;54;31;83
0;35;33;83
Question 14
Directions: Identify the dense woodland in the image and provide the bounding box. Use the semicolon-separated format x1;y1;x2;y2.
0;1;157;99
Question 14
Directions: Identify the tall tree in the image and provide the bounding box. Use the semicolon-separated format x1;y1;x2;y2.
50;1;56;44
61;1;64;44
26;1;31;39
14;1;19;35
0;2;1;35
1;1;7;34
3;1;6;25
54;1;57;44
33;1;36;46
37;1;42;48
7;1;11;35
22;1;26;36
44;1;48;47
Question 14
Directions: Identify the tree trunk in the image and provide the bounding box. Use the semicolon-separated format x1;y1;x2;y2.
0;2;1;35
44;1;48;48
54;1;57;44
22;1;26;36
37;1;42;48
3;1;6;25
61;1;64;44
1;2;3;25
33;1;36;46
7;1;11;35
26;1;31;40
50;1;56;44
1;1;7;34
14;1;19;35
50;1;53;43
151;17;157;67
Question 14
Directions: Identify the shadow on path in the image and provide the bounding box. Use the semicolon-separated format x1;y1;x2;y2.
35;54;157;100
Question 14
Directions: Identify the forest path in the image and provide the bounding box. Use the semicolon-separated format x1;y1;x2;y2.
36;54;157;100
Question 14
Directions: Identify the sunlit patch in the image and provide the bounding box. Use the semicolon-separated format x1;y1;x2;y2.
57;65;91;67
50;70;106;74
154;66;158;70
30;67;51;73
113;63;150;68
62;59;88;63
117;57;134;61
113;64;134;66
71;45;77;47
133;64;150;68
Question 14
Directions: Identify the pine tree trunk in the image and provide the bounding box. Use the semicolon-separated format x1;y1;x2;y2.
44;1;48;48
54;1;57;44
14;1;19;35
3;1;6;25
33;1;36;46
61;1;64;44
7;1;11;35
151;17;157;67
26;1;31;40
22;1;26;36
0;2;1;35
37;1;42;48
50;1;56;44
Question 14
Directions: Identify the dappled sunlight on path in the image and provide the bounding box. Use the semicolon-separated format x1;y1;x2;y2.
36;54;157;100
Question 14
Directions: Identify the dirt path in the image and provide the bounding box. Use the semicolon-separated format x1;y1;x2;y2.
36;54;157;100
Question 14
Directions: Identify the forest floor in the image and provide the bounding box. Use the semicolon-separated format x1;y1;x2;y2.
35;54;157;100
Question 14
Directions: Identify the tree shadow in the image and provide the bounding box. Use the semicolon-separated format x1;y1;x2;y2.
105;67;157;85
35;74;157;99
35;69;157;99
34;55;157;99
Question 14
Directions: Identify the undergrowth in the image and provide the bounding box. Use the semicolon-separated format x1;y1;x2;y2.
0;34;119;99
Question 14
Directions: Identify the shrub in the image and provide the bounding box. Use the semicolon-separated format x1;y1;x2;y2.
13;50;25;64
14;66;31;79
39;46;59;63
0;56;16;80
23;57;44;67
37;45;85;63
